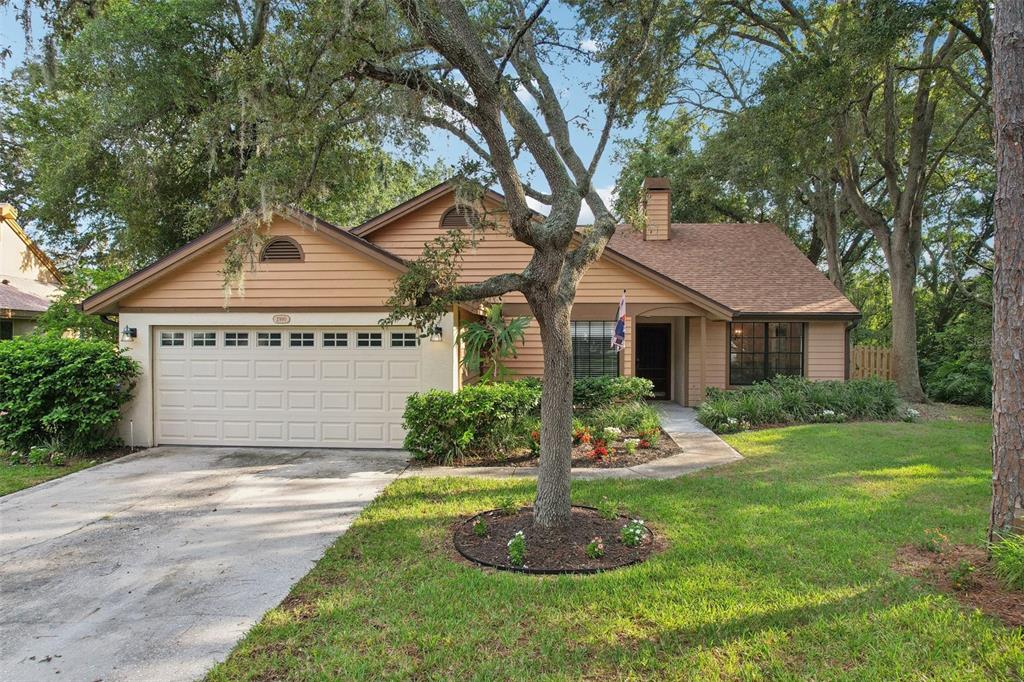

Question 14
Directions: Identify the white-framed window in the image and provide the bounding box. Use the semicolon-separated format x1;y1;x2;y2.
224;332;249;347
390;332;419;348
290;332;315;348
323;332;348;348
192;331;216;347
257;332;282;347
357;332;382;348
160;331;185;347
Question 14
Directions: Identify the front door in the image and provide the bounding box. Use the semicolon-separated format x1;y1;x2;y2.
636;324;671;399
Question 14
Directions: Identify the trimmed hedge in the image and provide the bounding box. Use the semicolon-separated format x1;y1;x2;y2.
403;381;541;464
0;336;139;454
696;376;903;433
573;376;654;411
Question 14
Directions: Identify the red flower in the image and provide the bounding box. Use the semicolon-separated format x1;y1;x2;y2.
531;430;541;443
639;439;651;448
591;439;608;459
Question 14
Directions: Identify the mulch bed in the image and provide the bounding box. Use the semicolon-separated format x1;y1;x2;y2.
426;428;680;469
453;506;660;574
893;544;1024;627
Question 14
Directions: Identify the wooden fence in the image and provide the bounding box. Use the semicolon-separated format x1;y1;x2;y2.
850;345;893;380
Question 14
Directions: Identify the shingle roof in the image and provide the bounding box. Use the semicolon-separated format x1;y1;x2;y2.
0;280;51;313
606;223;859;316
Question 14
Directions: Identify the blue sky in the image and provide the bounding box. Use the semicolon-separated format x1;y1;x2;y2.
1;2;648;224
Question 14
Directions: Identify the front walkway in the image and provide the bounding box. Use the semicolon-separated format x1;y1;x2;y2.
402;403;742;480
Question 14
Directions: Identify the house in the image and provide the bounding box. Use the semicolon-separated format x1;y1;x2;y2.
1;204;62;339
82;178;859;449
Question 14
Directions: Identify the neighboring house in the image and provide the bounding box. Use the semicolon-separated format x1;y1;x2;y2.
0;204;62;339
82;179;858;449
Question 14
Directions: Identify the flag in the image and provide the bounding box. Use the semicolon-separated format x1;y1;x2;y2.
611;290;626;351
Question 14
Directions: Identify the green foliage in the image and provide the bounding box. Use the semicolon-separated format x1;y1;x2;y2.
620;519;646;548
507;530;526;567
457;303;530;382
573;376;654;411
0;336;139;454
472;518;488;538
949;559;976;591
33;266;129;341
402;381;541;464
696;376;901;434
990;535;1024;592
595;497;618;520
585;537;605;559
582;401;660;435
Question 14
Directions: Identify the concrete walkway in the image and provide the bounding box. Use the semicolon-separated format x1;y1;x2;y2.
402;403;742;480
0;446;407;682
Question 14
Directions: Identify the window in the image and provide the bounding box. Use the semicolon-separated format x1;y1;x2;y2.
1;319;14;340
260;237;303;262
224;332;249;347
391;332;419;348
357;332;382;348
289;332;314;347
571;321;619;378
323;332;348;347
257;332;282;347
729;322;804;385
192;331;216;347
160;331;185;347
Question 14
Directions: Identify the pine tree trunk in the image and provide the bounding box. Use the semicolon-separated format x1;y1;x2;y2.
989;0;1024;541
890;251;926;402
532;297;574;529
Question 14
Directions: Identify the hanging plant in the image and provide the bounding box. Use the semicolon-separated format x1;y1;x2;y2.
458;303;530;382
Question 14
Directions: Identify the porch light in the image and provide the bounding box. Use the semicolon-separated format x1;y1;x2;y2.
121;325;138;342
429;326;443;342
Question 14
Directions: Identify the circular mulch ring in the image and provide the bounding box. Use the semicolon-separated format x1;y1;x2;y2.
453;505;658;574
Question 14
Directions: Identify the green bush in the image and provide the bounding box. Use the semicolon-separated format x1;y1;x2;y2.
0;336;139;455
582;401;660;434
572;376;654;411
991;534;1024;591
402;380;541;464
925;359;992;406
696;376;901;433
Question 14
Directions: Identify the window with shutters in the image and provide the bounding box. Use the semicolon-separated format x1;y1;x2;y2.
259;237;303;262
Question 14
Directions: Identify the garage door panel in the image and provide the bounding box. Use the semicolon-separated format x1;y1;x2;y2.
154;326;424;447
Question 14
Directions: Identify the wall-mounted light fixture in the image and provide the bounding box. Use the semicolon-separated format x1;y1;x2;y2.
121;325;138;342
429;326;443;342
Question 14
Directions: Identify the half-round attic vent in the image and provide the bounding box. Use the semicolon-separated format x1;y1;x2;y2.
260;237;303;262
440;206;478;228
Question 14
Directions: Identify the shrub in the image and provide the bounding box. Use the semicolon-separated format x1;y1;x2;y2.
583;401;661;434
696;376;901;433
585;537;605;559
949;559;976;590
402;381;541;464
620;519;646;547
0;336;139;455
990;534;1024;591
573;376;654;411
926;359;992;406
507;530;526;566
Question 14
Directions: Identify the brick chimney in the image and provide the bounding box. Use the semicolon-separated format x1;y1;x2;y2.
642;177;670;241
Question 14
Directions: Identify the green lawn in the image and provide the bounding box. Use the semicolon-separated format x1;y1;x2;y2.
0;458;99;496
209;412;1023;681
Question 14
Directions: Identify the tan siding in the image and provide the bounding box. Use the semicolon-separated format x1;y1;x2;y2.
643;190;670;240
806;320;847;381
121;218;399;308
688;319;727;404
505;319;545;378
366;194;685;305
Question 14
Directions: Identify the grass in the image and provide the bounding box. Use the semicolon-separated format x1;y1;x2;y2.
0;458;99;496
208;407;1023;681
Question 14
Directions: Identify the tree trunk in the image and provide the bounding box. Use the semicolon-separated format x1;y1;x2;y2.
889;249;926;402
532;296;575;528
989;0;1024;541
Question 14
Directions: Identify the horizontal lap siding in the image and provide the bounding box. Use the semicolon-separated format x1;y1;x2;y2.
688;320;727;405
121;219;399;308
806;320;847;381
504;319;545;378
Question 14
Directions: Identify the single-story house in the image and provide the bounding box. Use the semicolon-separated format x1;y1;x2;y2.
1;203;62;339
83;178;859;449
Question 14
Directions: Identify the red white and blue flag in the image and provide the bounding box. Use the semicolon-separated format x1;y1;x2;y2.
611;290;626;351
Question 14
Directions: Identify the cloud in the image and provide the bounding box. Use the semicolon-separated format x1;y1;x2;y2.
579;39;599;53
515;83;535;106
578;185;618;225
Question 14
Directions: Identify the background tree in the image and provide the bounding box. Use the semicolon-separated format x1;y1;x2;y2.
989;0;1023;540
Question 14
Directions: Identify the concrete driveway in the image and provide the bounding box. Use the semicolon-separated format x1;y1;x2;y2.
0;446;408;681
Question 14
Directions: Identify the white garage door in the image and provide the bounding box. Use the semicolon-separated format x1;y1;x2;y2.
153;327;424;448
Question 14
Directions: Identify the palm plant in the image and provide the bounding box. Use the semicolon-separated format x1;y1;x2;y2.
458;303;530;383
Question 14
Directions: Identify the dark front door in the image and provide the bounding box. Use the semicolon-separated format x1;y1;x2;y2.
636;324;671;398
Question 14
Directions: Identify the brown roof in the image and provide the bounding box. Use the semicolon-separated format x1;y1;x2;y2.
0;281;51;313
606;223;858;317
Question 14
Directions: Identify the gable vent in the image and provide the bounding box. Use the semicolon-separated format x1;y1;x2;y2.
260;238;303;262
440;206;478;228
